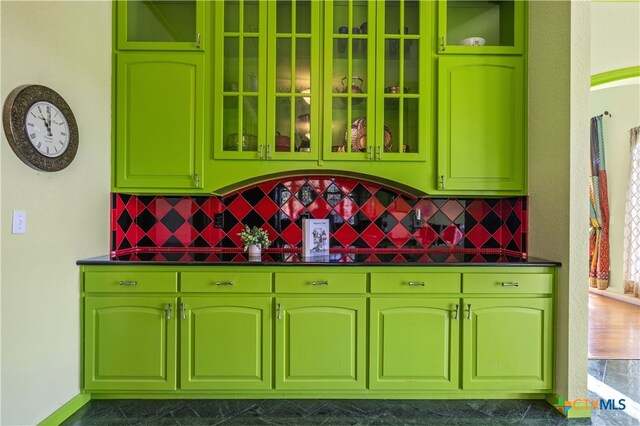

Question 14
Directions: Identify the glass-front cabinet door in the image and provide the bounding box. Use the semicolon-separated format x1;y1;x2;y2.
267;0;321;160
323;0;429;162
116;0;206;50
214;0;267;160
438;0;524;54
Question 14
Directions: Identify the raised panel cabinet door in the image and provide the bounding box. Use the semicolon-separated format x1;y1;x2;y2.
180;297;272;390
116;0;206;50
84;297;177;391
370;298;460;390
462;297;553;391
437;56;525;193
275;297;366;390
115;52;204;190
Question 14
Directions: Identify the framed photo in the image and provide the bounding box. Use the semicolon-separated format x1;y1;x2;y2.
302;219;330;258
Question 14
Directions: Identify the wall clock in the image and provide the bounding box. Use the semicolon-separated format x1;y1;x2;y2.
2;84;79;172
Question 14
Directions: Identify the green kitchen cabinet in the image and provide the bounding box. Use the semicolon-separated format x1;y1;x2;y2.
115;0;206;50
180;297;272;390
114;52;205;191
275;297;366;390
462;297;553;391
437;55;525;193
323;0;431;162
438;0;525;55
369;298;460;390
84;296;177;391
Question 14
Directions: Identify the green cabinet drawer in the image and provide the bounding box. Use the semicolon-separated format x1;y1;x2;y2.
84;271;177;293
275;272;367;293
371;273;461;293
463;273;553;294
181;272;272;293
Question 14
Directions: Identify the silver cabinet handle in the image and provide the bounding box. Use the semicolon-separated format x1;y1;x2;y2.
181;303;186;320
196;32;201;48
277;303;282;320
368;146;373;160
408;281;425;287
501;282;519;287
119;280;137;286
166;303;172;320
194;172;200;188
376;146;382;160
259;144;264;159
312;281;329;286
440;175;446;189
466;303;472;320
216;281;234;286
454;304;460;320
267;144;272;160
441;35;446;51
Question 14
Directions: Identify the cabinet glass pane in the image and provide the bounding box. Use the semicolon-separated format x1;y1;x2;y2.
384;39;400;88
242;97;259;152
225;0;240;32
223;96;239;151
276;39;292;93
275;97;292;152
403;98;419;154
384;99;399;153
243;37;259;92
295;105;311;152
224;38;239;92
277;0;292;33
405;0;419;35
446;0;515;47
243;0;260;33
352;1;368;31
126;0;196;43
331;98;348;152
333;1;349;31
384;0;399;35
295;39;311;92
296;0;312;34
405;40;419;92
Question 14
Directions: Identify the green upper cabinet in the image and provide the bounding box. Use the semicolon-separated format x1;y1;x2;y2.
214;0;268;160
323;0;430;162
84;296;177;391
114;52;204;191
437;56;525;193
116;0;206;50
438;0;525;55
462;297;553;391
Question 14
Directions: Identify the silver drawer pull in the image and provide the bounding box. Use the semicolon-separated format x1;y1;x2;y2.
181;303;186;320
277;303;282;320
501;282;519;287
467;303;472;320
312;281;329;286
166;303;172;320
216;281;234;286
408;281;425;286
454;304;460;320
119;280;138;286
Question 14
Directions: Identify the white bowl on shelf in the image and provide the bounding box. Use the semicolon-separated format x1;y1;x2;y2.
459;37;486;46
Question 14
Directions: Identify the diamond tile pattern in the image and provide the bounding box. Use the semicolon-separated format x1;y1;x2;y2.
111;178;527;256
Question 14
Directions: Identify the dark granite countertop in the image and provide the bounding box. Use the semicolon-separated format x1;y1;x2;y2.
77;250;561;267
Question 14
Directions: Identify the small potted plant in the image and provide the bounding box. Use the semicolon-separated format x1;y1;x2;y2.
238;225;270;260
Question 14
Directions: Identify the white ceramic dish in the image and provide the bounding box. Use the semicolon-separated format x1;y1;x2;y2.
459;37;486;46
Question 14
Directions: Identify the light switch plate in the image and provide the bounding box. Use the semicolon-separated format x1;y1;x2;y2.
12;210;26;234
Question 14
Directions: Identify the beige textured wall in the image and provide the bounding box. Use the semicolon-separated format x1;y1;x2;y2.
591;2;640;76
0;1;111;424
528;1;590;399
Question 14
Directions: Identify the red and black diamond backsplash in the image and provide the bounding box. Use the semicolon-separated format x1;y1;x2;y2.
111;176;527;255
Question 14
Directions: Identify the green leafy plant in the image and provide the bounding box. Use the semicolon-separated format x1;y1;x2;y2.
237;225;271;250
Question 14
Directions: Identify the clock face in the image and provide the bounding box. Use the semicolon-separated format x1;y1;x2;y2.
24;101;70;158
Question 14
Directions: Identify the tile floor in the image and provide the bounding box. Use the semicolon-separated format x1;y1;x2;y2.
62;360;639;426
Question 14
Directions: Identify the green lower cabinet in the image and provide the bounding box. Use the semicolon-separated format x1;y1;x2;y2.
84;296;177;391
180;297;271;390
369;298;460;390
462;297;553;391
275;297;366;390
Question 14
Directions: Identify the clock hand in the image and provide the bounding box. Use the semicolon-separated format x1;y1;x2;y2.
39;114;53;137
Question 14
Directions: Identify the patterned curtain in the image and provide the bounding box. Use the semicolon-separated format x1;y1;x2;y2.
589;116;610;290
623;126;640;298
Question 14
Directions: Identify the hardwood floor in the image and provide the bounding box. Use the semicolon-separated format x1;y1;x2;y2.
589;293;640;359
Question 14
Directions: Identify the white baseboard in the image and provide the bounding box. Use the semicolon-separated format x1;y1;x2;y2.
589;287;640;306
